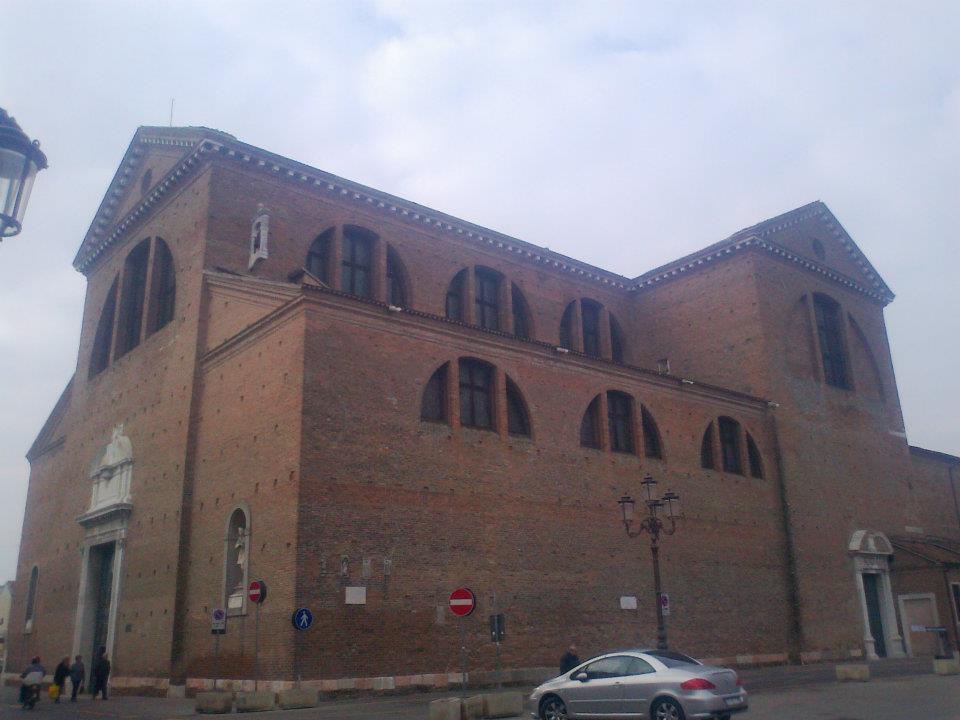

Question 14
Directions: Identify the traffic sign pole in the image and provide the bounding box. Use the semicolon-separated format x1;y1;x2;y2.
448;587;476;697
459;616;467;698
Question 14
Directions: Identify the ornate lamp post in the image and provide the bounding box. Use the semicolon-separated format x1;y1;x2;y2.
0;108;48;240
618;474;683;650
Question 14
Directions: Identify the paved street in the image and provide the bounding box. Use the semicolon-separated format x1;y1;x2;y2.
1;672;959;719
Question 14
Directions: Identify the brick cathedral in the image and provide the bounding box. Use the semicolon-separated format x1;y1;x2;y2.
6;126;959;694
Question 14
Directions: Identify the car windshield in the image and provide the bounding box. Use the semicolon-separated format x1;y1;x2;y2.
647;650;701;667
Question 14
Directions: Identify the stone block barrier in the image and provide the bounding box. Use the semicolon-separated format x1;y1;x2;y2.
483;691;525;718
195;691;233;714
428;697;462;720
278;687;319;709
235;690;277;712
835;663;870;682
933;657;960;675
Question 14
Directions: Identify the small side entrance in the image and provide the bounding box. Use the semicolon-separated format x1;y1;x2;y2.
862;573;886;657
849;530;905;659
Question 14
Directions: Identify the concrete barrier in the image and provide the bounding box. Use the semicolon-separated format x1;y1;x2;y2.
483;691;525;718
278;688;319;709
835;663;870;682
235;690;277;712
463;694;485;719
428;697;462;720
195;691;233;714
933;657;960;675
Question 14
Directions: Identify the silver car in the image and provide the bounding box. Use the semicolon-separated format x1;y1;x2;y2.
528;649;748;720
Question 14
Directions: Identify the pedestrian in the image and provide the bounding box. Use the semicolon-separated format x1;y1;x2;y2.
19;656;45;709
53;656;70;703
69;654;86;702
559;643;580;674
92;648;111;700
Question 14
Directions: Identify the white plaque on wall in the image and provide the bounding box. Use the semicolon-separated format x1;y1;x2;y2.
620;595;638;610
345;586;367;605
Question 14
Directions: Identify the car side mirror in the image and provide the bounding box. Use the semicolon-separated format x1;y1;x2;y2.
575;672;589;682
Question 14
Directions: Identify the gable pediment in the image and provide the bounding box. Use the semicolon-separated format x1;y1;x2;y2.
73;126;235;274
633;201;894;304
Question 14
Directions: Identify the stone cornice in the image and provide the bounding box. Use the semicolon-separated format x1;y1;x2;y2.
75;129;630;288
632;234;893;305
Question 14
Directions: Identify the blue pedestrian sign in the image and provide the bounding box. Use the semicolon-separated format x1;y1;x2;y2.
292;607;313;631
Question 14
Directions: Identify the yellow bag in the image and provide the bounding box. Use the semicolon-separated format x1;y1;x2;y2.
48;684;60;700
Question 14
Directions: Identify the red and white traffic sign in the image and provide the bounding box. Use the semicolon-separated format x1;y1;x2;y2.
248;579;268;604
449;587;476;617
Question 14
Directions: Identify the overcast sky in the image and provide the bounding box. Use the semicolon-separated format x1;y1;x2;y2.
1;1;958;581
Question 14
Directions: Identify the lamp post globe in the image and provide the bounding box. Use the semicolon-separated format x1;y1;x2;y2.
0;108;48;240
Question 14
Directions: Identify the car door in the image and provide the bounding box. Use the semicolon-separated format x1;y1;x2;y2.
617;657;659;717
564;655;633;717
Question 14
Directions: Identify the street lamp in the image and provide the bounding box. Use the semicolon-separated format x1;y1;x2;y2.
0;108;48;240
618;474;683;650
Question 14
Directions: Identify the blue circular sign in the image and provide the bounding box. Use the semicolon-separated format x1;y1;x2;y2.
292;607;313;631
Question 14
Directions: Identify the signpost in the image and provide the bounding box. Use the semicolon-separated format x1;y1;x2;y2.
211;608;226;689
659;592;670;617
249;580;267;689
489;612;505;689
449;587;476;696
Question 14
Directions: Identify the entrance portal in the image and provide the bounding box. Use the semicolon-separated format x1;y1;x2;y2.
90;543;115;660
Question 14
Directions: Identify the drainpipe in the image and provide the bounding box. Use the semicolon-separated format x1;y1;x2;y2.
768;406;804;662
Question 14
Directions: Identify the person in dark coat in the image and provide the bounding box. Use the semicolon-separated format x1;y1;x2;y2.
69;654;86;702
92;650;111;700
19;657;45;707
559;643;580;674
53;656;70;703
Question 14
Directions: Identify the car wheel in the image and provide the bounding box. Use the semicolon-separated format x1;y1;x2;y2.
540;695;569;720
652;697;686;720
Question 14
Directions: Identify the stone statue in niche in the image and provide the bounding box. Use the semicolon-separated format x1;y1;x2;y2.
234;528;247;590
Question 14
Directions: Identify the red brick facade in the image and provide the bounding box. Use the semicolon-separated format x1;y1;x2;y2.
6;126;959;692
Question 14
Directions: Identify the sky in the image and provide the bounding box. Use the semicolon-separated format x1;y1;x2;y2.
1;1;958;581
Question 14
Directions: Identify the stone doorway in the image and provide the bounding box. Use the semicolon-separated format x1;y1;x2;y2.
849;530;905;659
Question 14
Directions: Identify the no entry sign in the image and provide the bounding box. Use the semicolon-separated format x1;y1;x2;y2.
249;579;268;604
449;587;476;617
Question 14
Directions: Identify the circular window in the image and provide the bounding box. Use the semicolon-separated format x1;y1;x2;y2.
811;238;826;262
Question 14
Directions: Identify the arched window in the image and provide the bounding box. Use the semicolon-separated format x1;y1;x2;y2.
511;284;530;339
24;565;38;632
610;316;625;363
89;276;119;378
581;299;602;357
718;416;742;474
386;246;408;308
641;406;662;459
607;391;634;454
420;363;448;422
225;508;249;614
474;267;502;331
115;239;151;358
341;226;375;298
559;303;574;349
306;228;333;283
459;358;494;430
580;396;601;449
813;293;851;390
559;298;625;361
147;239;175;335
747;434;764;479
700;422;715;469
505;377;530;437
446;269;467;321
